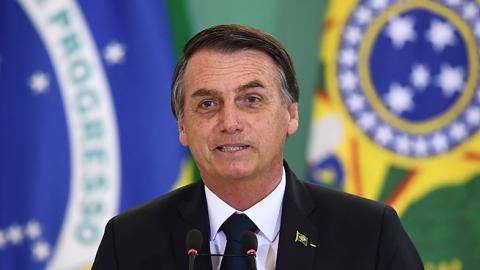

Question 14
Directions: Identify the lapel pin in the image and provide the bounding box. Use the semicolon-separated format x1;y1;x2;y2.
295;231;309;246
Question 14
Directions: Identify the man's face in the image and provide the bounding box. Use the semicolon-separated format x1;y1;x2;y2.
178;49;298;183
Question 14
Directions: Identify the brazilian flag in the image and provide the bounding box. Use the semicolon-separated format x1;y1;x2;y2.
307;0;480;269
0;0;192;269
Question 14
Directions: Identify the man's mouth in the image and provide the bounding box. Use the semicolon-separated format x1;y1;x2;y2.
216;145;249;152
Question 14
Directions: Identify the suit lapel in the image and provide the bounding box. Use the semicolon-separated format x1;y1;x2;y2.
173;182;213;270
170;163;318;270
276;163;318;270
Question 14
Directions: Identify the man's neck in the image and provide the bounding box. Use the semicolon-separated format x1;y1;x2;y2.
202;164;284;211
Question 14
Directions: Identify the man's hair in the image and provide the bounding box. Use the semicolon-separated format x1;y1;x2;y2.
171;24;299;120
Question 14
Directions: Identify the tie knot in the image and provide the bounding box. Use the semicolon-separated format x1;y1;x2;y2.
221;213;257;241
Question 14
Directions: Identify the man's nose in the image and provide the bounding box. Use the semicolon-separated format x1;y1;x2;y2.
218;103;243;134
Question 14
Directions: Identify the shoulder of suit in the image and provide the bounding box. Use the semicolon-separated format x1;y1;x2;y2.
111;181;202;226
295;179;390;220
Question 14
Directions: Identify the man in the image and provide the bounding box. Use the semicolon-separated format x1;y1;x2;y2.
92;24;423;269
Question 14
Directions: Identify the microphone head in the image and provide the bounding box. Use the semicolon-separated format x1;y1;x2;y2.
186;229;203;255
241;231;258;255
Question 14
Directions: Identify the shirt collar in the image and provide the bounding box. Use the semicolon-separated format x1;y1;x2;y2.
204;167;286;242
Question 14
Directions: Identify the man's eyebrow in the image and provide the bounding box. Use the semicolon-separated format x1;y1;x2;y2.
191;88;220;98
190;80;265;98
237;80;265;92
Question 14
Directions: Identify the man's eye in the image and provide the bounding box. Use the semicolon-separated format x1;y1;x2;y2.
246;96;261;104
199;100;216;109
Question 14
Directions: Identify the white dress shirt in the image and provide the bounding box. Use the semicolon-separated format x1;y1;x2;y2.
204;168;286;270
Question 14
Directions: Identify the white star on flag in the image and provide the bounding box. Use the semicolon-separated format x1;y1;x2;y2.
28;71;50;94
413;137;428;157
354;6;373;25
339;71;358;92
369;0;389;10
432;133;448;153
449;122;467;141
25;220;42;240
346;94;366;112
104;41;126;65
0;230;6;249
410;64;430;89
466;107;480;126
374;125;393;145
358;112;376;131
385;16;417;49
6;225;23;245
426;19;456;52
344;26;362;45
436;64;465;97
474;20;480;38
463;2;479;20
445;0;462;6
339;48;358;67
32;241;51;261
394;135;410;155
384;83;414;115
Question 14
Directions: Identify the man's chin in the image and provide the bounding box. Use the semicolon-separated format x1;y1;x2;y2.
214;163;255;181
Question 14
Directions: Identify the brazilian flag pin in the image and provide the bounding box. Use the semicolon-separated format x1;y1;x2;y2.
295;231;309;246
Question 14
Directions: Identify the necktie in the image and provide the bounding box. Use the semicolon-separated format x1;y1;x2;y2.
220;213;258;270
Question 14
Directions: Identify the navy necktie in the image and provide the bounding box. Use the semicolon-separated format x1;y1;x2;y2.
220;213;258;270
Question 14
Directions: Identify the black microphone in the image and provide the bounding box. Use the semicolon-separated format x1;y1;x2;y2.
186;229;203;270
241;231;258;270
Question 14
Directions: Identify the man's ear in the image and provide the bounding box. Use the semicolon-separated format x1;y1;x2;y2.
178;119;188;147
287;102;299;136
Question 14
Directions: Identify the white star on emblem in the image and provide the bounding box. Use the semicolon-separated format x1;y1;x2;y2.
25;220;42;240
339;71;358;92
103;41;126;65
410;64;430;90
395;135;410;155
358;112;376;131
413;137;428;157
6;225;23;245
466;106;480;126
32;241;51;261
436;64;465;97
385;16;417;49
369;0;389;9
445;0;463;6
339;48;358;67
432;133;448;153
346;94;366;112
28;71;50;94
374;125;393;145
355;6;373;25
384;83;414;115
463;2;479;20
474;20;480;38
426;19;456;52
449;122;467;141
344;26;362;45
0;230;6;249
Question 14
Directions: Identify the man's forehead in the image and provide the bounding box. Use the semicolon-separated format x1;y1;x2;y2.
185;48;275;71
183;49;278;92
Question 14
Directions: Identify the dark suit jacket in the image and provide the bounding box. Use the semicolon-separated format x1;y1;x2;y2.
92;163;423;269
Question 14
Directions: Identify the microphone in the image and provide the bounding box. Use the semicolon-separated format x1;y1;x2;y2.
241;231;258;270
186;229;203;270
185;228;258;270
